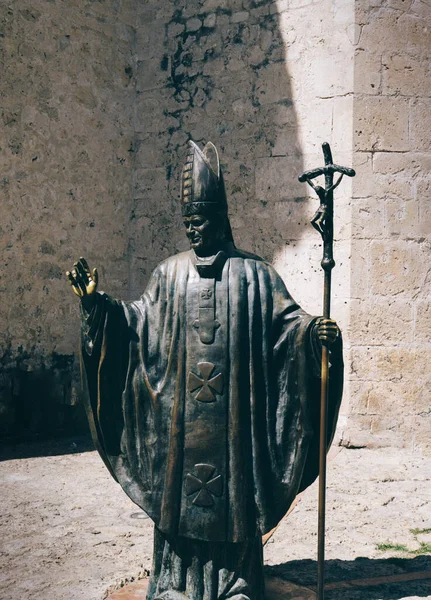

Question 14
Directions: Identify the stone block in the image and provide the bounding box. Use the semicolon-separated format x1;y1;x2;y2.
352;152;374;199
354;96;409;152
417;179;431;236
313;49;354;98
410;414;431;455
255;157;306;202
270;127;299;157
352;156;412;203
253;63;293;106
348;381;372;415
373;152;431;176
352;197;384;239
350;240;370;299
271;0;289;13
186;17;202;32
231;11;249;23
350;298;414;345
411;0;430;19
353;378;428;417
370;241;426;297
135;136;168;170
383;53;429;97
386;196;418;236
359;10;426;56
349;347;429;382
415;300;431;344
410;99;431;151
341;414;373;435
400;12;431;50
204;13;216;28
331;96;354;154
296;100;335;156
340;423;391;449
354;50;381;94
370;413;405;435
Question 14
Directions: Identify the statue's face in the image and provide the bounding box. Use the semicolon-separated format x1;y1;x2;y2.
183;214;223;256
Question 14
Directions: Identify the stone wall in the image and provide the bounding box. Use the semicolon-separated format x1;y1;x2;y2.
0;0;136;437
343;0;431;452
1;0;428;453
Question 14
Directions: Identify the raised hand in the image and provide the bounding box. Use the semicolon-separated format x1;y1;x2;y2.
66;257;98;312
314;318;340;346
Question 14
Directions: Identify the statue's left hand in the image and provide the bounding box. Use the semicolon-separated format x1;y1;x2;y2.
314;318;340;346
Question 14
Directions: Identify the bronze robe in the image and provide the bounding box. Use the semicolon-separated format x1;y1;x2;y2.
81;247;343;545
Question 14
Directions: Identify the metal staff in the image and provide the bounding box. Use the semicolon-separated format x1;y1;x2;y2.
299;142;355;600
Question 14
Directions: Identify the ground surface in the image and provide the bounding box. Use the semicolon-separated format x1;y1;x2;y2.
1;439;430;600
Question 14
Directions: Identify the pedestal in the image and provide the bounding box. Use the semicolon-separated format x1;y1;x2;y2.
106;576;316;600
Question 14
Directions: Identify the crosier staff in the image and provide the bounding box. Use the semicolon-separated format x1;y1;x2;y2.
299;142;355;600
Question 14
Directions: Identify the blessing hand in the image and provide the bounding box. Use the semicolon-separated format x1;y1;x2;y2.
314;318;340;346
66;257;98;312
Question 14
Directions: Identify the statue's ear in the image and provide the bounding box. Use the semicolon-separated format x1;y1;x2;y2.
203;142;220;179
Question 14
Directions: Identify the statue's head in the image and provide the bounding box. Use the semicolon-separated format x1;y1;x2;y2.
181;140;234;257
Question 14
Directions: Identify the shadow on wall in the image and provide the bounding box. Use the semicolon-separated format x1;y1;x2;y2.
129;0;308;296
0;0;135;442
0;348;88;443
1;0;310;443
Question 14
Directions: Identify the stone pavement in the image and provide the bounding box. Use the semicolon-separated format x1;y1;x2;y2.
0;438;430;600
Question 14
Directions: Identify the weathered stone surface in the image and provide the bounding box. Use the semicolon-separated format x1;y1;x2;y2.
354;50;381;94
2;0;428;453
416;179;431;236
383;53;430;97
369;241;427;297
415;301;431;343
346;0;431;451
410;99;431;151
350;299;414;346
352;197;385;239
354;96;410;152
0;0;135;436
373;152;431;176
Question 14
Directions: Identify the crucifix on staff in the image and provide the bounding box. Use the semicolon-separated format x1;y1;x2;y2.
299;142;356;600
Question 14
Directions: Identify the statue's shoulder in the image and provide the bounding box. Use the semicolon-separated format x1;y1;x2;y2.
230;247;283;282
230;247;273;270
230;247;265;261
153;250;193;275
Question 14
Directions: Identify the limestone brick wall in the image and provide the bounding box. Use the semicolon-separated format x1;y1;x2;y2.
2;0;428;453
0;0;136;437
343;0;431;452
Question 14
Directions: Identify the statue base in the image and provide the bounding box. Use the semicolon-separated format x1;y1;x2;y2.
106;576;316;600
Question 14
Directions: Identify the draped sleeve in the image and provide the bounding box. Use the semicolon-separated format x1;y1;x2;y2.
79;256;190;527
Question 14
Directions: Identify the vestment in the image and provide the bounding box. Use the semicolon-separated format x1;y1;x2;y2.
81;244;343;600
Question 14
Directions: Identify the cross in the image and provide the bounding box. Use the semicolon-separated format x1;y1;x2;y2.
299;142;355;273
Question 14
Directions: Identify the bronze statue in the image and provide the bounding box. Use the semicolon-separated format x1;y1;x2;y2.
66;140;343;600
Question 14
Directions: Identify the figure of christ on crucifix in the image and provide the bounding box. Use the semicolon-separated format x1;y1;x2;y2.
66;140;343;600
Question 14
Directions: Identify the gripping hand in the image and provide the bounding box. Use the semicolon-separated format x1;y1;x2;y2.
314;318;340;346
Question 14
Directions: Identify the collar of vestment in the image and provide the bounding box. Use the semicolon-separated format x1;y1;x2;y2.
192;242;234;279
